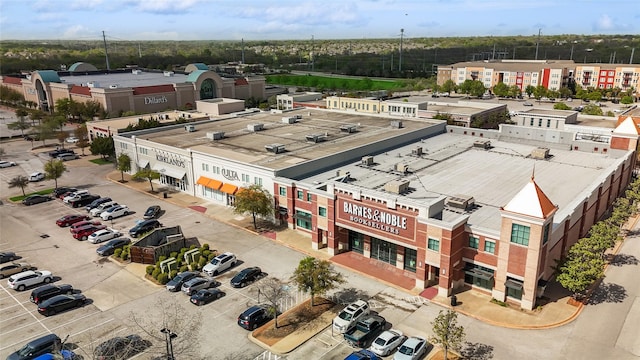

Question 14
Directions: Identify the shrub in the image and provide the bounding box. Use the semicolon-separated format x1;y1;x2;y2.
157;273;169;285
179;265;189;273
120;251;129;261
146;265;155;275
114;249;123;258
190;261;200;271
158;255;167;263
198;256;208;267
201;243;210;250
208;253;216;261
152;269;161;279
170;251;178;259
202;250;211;259
189;245;197;250
169;269;178;279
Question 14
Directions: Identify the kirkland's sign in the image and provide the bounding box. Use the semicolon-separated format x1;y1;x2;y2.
338;199;415;239
156;154;185;167
144;95;168;105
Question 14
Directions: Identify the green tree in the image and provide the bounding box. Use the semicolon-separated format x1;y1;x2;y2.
507;85;522;98
553;102;571;110
556;238;605;300
458;80;485;98
0;147;4;159
582;104;603;116
291;257;345;306
44;159;66;189
132;168;161;192
8;175;29;196
492;82;509;97
440;80;456;95
233;184;274;230
257;277;289;329
430;310;465;360
90;136;115;159
117;153;132;182
559;87;573;99
32;121;57;146
620;96;633;105
532;85;548;101
75;125;89;155
525;85;535;98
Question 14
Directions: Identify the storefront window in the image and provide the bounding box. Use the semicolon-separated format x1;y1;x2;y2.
349;231;364;254
160;174;188;192
506;278;523;300
370;237;397;266
404;248;417;272
464;263;494;290
295;210;312;230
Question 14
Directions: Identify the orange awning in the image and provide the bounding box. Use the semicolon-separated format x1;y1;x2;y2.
196;176;210;186
220;183;238;195
196;176;223;190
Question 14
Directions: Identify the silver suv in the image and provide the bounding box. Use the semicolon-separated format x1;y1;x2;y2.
203;252;237;276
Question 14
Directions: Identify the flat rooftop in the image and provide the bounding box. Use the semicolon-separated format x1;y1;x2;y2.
519;108;575;117
129;108;440;171
60;71;190;88
301;133;629;233
88;110;209;131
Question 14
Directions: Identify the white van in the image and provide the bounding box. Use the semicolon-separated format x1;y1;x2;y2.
63;190;89;203
90;201;118;217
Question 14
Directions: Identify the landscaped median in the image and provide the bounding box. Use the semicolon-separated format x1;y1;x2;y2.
249;297;341;354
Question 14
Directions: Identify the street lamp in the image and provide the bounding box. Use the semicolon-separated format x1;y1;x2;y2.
160;328;177;360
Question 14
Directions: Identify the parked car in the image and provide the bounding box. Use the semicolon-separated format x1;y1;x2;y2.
57;152;78;161
0;262;35;279
523;102;533;106
128;219;162;238
85;197;112;212
69;220;102;232
0;251;19;263
0;160;17;168
88;228;121;244
93;334;149;360
230;267;263;288
6;334;62;360
33;349;77;360
65;136;79;143
53;187;77;198
369;329;406;356
68;194;100;208
143;205;161;219
90;202;118;217
100;205;130;220
333;300;371;334
72;224;107;240
190;288;225;306
181;277;218;295
30;284;74;304
203;252;237;276
96;238;131;256
48;148;74;158
344;314;387;348
23;194;52;205
7;270;53;291
166;271;199;292
237;305;270;330
63;190;89;203
345;349;380;360
393;337;428;360
28;172;45;182
56;214;90;227
37;293;86;316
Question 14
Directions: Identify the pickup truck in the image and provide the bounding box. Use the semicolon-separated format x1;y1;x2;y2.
343;314;386;348
69;194;100;208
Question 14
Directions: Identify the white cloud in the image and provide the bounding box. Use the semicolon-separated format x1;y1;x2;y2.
132;31;180;40
62;25;91;39
594;14;614;30
125;0;204;13
69;0;105;10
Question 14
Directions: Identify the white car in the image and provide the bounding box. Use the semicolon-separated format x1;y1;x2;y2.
0;161;17;168
57;153;79;161
63;190;89;203
370;329;406;356
87;229;122;244
332;299;370;333
66;136;79;143
203;252;237;276
101;205;130;220
393;336;428;360
28;172;45;182
90;202;118;217
7;270;53;291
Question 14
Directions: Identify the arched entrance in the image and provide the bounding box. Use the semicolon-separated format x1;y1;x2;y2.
200;78;216;100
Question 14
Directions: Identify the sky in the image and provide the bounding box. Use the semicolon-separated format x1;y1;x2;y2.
0;0;638;41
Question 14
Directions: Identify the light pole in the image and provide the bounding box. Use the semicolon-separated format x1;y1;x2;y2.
160;328;177;360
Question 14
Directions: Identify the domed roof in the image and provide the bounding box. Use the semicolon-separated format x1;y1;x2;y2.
68;62;98;72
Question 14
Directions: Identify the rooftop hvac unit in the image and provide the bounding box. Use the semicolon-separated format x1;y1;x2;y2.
384;180;410;194
361;156;374;166
395;163;409;173
446;195;475;210
247;123;264;132
336;170;350;178
163;71;175;77
390;120;403;129
132;69;142;75
87;81;99;88
265;143;286;153
531;147;550;160
340;124;357;133
109;84;118;89
185;125;196;132
305;133;327;143
473;140;491;149
206;131;225;140
282;116;297;124
412;146;423;156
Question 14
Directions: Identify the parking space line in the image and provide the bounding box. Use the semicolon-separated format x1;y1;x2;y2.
1;330;53;352
48;309;105;332
0;285;51;348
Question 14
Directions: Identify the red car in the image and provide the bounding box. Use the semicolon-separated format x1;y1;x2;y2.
57;191;74;200
69;220;102;232
56;214;90;227
72;225;106;240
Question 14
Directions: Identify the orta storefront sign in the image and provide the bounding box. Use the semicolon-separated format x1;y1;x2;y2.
144;95;168;105
156;154;185;167
338;199;414;238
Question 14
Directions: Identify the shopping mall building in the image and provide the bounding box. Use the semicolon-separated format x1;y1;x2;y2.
112;106;639;310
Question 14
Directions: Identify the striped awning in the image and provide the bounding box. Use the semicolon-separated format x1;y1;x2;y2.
196;176;222;190
219;183;238;195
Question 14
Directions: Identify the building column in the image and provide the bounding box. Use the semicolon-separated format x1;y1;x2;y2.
415;248;427;289
363;235;371;258
311;229;321;250
396;246;405;271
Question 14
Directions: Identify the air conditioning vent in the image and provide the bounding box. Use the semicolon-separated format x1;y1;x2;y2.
446;195;475;210
185;125;196;132
473;140;491;149
390;120;403;129
361;156;374;166
206;131;225;140
282;116;298;124
247;123;264;132
340;124;357;133
305;133;328;143
384;180;410;194
395;163;409;173
412;146;423;156
531;147;550;160
265;143;286;153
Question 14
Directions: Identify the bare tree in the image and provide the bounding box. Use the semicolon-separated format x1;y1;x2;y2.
256;277;290;329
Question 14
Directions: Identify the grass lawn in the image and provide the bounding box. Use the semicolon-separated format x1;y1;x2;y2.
89;158;112;165
9;188;55;201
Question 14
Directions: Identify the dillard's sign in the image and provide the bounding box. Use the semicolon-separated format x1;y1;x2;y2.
341;200;409;236
156;154;185;168
144;95;168;105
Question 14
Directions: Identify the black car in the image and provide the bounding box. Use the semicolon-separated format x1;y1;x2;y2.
190;288;225;306
53;187;77;198
143;205;161;219
237;305;270;330
85;197;112;212
37;294;86;316
165;271;199;292
6;333;61;360
22;195;53;206
93;334;149;360
69;194;101;208
96;238;131;256
30;284;74;304
48;148;74;158
0;252;19;264
129;219;162;238
230;267;263;288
